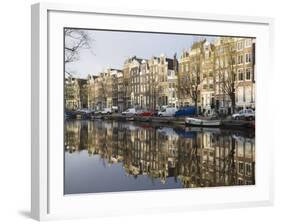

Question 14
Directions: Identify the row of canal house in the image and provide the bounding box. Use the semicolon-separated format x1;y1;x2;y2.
116;54;179;111
65;37;255;114
178;37;255;115
72;54;178;112
65;121;255;187
64;76;88;110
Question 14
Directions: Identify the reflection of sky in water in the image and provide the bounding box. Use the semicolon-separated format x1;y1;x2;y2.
64;120;255;194
65;152;181;194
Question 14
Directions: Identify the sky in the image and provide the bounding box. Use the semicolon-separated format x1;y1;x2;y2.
65;29;216;78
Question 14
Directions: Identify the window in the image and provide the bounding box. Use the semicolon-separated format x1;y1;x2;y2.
246;163;251;175
224;71;228;80
239;162;244;173
245;53;252;63
231;56;236;65
185;64;189;72
209;71;213;77
238;69;244;81
245;86;251;103
246;68;251;80
238;54;244;64
237;41;244;50
233;72;237;81
216;59;219;68
224;57;228;67
205;52;209;59
245;39;252;47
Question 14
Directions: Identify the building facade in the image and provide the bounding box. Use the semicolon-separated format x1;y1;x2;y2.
123;54;178;110
65;37;255;114
64;75;88;110
178;37;255;115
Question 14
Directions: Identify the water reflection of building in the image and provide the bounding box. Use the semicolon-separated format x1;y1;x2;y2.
64;120;255;188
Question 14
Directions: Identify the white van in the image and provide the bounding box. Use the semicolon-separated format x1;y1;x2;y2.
122;108;136;116
101;107;112;114
111;106;118;113
158;107;177;117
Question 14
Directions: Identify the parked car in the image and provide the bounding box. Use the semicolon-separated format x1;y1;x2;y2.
152;109;159;116
75;108;95;119
111;106;118;113
76;108;92;114
135;109;144;116
139;110;155;117
75;108;95;118
122;108;137;116
232;109;255;120
158;107;178;117
101;108;112;115
175;106;196;117
95;110;102;115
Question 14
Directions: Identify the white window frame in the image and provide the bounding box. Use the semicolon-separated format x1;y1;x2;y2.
238;54;244;64
245;39;252;47
246;68;252;80
238;69;244;81
245;52;252;63
237;41;244;50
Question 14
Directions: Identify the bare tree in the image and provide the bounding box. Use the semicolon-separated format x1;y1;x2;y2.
224;42;237;114
64;29;93;66
215;40;236;114
189;55;201;115
178;51;201;115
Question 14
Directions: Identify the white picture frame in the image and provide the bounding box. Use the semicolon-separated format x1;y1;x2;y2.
31;2;274;221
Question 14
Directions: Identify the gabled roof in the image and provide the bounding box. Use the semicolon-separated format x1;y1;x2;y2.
110;68;122;72
191;39;206;50
166;58;174;70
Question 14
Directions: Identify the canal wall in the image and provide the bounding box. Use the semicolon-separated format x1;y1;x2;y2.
73;114;255;129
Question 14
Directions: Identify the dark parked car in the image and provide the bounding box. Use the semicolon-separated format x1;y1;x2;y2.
175;106;196;117
64;110;77;119
75;108;95;119
139;110;157;116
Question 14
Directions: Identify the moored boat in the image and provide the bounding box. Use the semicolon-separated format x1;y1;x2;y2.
185;117;221;127
125;116;135;121
221;120;251;128
64;111;76;119
91;115;103;120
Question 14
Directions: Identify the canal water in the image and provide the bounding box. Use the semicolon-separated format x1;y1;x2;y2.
64;120;255;194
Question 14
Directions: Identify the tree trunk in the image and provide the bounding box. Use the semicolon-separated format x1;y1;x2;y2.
194;97;198;116
231;95;236;114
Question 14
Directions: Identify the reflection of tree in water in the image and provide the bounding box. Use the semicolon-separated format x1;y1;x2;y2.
65;120;255;188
